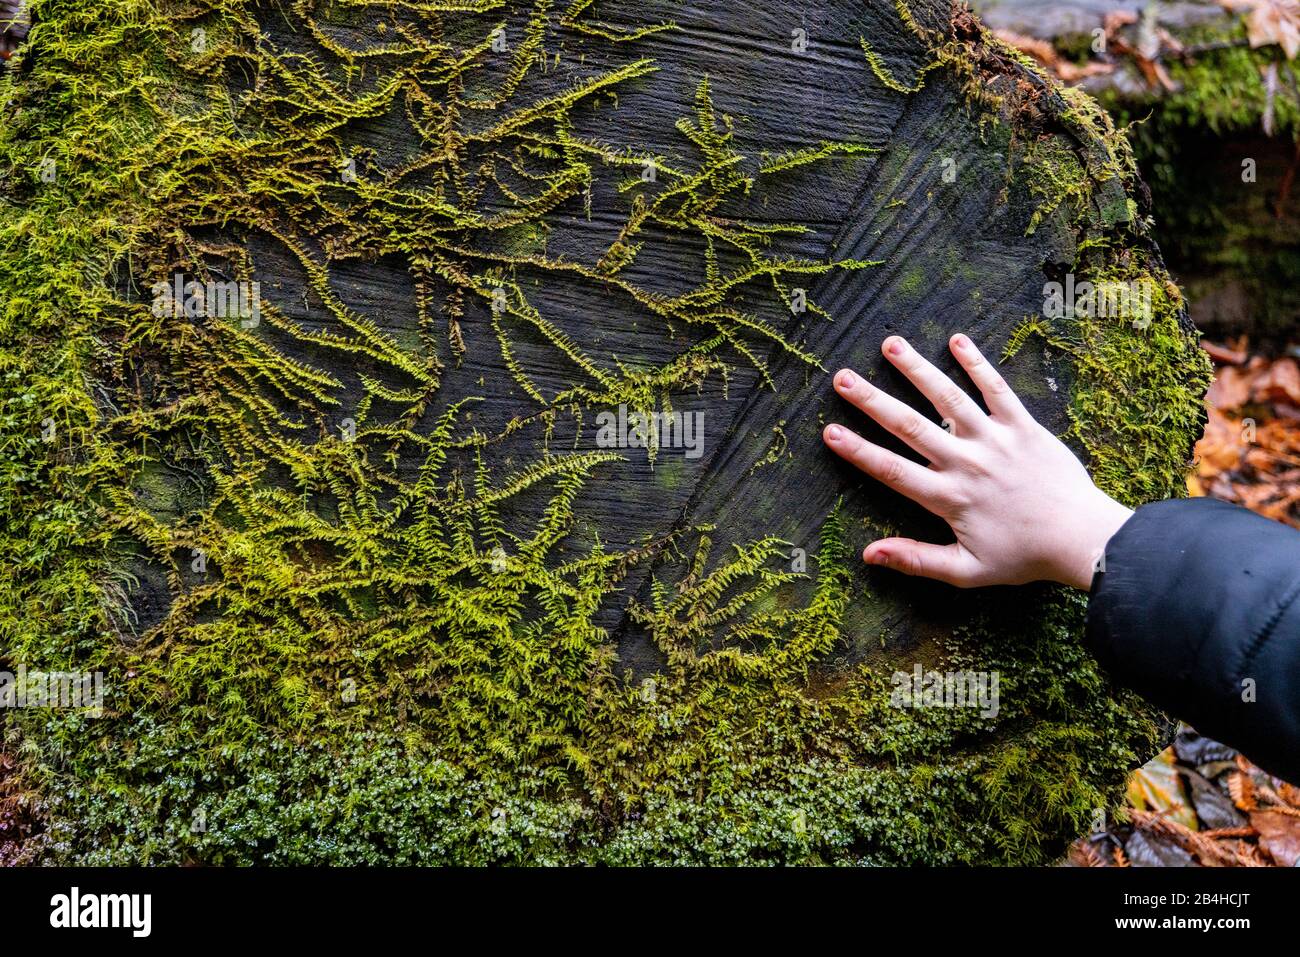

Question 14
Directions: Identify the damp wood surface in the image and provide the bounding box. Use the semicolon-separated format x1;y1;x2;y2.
216;0;1085;661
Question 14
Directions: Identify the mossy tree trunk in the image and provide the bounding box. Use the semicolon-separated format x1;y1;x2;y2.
976;0;1300;339
0;0;1208;864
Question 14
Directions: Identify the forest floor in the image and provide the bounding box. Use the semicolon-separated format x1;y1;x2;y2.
1070;339;1300;867
0;748;39;865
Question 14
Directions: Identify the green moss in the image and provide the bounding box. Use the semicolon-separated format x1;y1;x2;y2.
1004;86;1211;506
1112;22;1300;136
1101;32;1300;338
898;265;927;298
1027;15;1300;138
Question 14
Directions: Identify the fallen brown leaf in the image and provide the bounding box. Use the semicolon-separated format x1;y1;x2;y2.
1195;406;1245;472
1250;810;1300;865
1129;808;1239;866
1252;356;1300;406
1206;360;1262;409
1277;781;1300;807
1221;0;1300;59
1229;769;1259;811
1069;841;1107;867
1203;340;1250;365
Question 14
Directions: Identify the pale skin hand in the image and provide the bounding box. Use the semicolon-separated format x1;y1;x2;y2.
822;334;1134;591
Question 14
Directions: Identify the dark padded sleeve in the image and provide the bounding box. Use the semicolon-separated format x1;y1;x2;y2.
1086;497;1300;784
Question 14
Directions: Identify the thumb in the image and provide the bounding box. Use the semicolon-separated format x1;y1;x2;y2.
863;538;981;588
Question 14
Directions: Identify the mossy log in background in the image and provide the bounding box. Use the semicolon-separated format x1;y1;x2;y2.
0;0;1209;864
976;0;1300;340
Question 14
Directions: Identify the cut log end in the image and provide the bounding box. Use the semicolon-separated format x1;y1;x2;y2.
0;0;1210;863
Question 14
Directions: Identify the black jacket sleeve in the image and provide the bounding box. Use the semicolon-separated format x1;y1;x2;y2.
1086;497;1300;784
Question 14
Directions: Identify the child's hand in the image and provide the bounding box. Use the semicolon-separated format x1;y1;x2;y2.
822;334;1133;590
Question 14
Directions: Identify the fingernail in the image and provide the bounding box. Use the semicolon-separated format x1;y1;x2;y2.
825;424;844;443
885;337;904;357
952;334;970;349
836;369;858;390
867;547;888;565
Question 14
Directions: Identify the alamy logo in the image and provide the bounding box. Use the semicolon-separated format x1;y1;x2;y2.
595;404;704;459
151;272;261;327
49;887;151;937
1043;274;1153;328
0;665;103;716
889;664;1000;718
